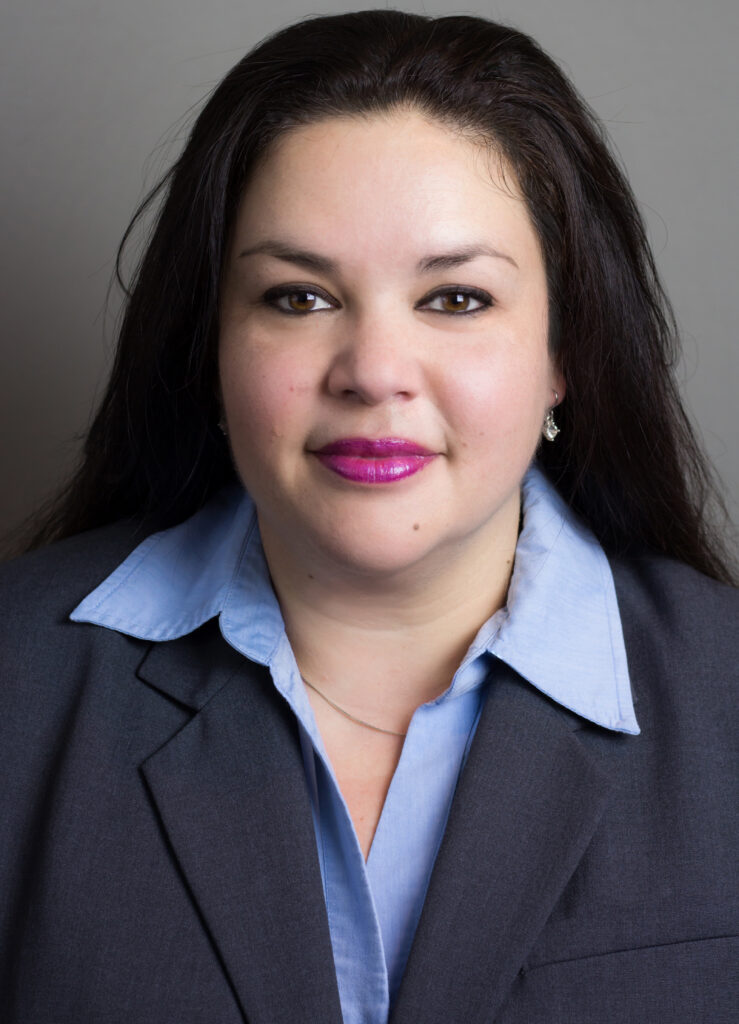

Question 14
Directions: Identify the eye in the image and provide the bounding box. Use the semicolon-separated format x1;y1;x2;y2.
419;287;493;316
262;285;335;315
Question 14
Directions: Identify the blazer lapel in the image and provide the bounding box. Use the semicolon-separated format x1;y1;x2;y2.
137;626;343;1024
391;661;617;1024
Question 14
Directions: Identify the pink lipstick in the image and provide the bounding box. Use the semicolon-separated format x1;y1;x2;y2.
312;437;436;484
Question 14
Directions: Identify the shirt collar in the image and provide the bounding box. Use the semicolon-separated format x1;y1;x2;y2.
489;467;639;733
70;461;638;735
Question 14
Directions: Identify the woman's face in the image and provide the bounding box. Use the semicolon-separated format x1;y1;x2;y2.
219;108;564;579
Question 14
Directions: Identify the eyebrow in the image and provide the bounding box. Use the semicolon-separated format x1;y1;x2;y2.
237;240;518;272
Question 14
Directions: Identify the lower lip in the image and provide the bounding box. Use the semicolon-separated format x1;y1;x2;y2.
313;453;436;484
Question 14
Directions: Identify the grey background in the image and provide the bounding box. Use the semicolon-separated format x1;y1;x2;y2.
1;0;737;550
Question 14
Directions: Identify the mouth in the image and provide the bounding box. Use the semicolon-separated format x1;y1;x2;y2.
311;437;437;484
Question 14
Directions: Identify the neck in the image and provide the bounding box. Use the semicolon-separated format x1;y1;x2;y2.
258;494;521;722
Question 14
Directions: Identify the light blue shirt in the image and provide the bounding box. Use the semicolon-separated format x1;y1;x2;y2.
71;460;639;1024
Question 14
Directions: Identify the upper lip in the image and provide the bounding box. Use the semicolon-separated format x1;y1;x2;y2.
313;437;436;457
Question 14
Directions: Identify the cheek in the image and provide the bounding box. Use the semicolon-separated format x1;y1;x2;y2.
220;344;312;445
439;346;546;455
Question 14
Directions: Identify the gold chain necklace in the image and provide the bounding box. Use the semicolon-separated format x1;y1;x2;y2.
300;674;407;738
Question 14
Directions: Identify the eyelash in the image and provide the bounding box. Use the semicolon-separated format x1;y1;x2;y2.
260;284;494;317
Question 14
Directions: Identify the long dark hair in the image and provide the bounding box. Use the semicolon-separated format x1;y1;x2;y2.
20;8;737;583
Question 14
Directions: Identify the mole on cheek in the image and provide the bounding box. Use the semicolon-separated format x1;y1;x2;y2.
412;523;420;531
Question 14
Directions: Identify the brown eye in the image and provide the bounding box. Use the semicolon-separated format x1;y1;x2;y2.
421;288;492;315
287;290;319;312
263;286;334;315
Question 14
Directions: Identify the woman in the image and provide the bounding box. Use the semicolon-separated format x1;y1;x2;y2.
1;9;736;1024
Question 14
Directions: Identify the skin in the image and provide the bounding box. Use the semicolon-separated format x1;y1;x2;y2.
218;107;565;857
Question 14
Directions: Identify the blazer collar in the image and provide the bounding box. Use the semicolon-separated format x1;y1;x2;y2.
137;626;344;1024
391;659;620;1024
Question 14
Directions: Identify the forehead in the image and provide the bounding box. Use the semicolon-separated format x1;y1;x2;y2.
232;108;541;271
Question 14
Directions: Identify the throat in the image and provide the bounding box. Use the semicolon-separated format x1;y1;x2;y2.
318;720;407;861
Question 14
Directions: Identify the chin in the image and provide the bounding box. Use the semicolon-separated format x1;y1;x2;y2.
290;502;456;578
312;527;435;579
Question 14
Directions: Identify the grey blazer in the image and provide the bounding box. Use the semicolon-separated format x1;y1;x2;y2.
0;522;737;1024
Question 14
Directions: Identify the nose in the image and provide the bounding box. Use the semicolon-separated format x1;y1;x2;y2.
324;310;422;406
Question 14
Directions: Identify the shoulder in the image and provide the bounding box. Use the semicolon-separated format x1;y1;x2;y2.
0;521;145;626
609;550;738;651
0;523;169;785
608;551;738;736
0;521;150;694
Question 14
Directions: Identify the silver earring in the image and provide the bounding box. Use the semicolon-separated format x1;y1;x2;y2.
218;418;228;437
542;390;560;442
